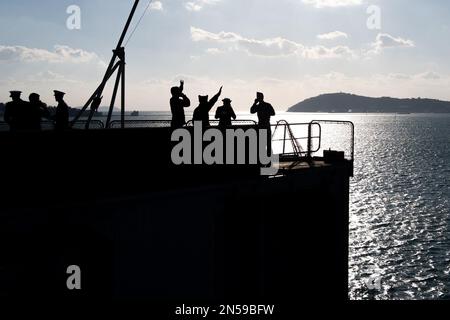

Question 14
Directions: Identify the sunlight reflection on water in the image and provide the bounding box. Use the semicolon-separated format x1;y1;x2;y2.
254;113;449;300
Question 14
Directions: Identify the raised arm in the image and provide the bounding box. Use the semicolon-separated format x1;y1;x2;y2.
250;100;258;114
180;80;184;93
207;86;223;111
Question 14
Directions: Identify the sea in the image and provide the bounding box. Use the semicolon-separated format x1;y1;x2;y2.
62;111;450;299
284;112;450;300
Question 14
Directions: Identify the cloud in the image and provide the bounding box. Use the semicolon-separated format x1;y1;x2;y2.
149;1;163;11
317;31;348;40
206;48;225;55
0;44;102;64
387;73;412;80
190;27;356;59
185;0;221;12
302;0;363;8
383;72;441;81
369;33;415;55
416;71;441;80
25;71;84;84
135;70;450;111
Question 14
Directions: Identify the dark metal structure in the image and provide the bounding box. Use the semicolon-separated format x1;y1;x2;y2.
71;0;141;129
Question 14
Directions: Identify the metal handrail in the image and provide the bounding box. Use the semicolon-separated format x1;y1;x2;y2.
185;119;258;127
272;120;302;157
0;119;355;163
271;121;322;157
311;120;355;162
108;120;171;129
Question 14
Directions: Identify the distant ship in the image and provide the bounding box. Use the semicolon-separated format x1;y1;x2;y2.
131;111;140;117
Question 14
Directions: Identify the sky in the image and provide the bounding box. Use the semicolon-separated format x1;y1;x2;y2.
1;0;450;111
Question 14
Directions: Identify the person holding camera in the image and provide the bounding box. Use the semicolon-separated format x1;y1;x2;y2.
251;92;275;153
170;80;191;129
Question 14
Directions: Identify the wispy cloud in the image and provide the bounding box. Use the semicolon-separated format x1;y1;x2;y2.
368;33;415;55
0;44;102;64
317;31;348;40
185;0;221;12
302;0;363;8
191;27;356;59
149;1;163;11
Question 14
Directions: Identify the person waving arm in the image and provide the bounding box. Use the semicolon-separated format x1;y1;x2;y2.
207;86;223;112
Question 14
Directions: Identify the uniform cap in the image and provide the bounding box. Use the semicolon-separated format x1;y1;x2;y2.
9;91;22;97
54;90;66;97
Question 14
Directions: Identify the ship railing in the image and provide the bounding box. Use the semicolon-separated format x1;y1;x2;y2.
107;119;258;129
108;120;172;128
271;120;354;163
272;121;319;158
185;120;258;127
311;120;354;162
0;120;105;131
0;119;355;162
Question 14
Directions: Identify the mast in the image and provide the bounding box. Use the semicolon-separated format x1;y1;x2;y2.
72;0;141;129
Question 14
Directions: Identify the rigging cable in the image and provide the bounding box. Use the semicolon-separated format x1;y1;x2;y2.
124;0;154;47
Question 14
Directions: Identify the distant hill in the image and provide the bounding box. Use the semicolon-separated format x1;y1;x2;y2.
288;93;450;113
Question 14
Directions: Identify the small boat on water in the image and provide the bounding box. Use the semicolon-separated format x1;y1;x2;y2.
131;111;140;117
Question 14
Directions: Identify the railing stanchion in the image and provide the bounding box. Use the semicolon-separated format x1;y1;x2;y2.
307;122;312;160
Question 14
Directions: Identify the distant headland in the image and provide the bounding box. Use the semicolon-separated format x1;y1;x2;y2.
288;93;450;113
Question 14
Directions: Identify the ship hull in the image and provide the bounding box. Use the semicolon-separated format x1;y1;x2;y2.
0;128;351;303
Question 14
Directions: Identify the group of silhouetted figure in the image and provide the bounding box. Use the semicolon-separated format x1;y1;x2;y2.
3;90;69;132
3;82;275;133
170;80;276;129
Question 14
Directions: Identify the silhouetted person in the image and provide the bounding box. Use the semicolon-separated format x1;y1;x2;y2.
3;91;31;132
170;80;191;129
91;96;103;113
251;92;275;153
53;90;69;131
215;98;237;127
251;92;275;127
29;93;51;131
193;86;223;127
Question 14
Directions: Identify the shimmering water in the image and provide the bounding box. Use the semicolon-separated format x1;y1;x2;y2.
280;113;450;300
345;114;450;300
109;111;450;300
278;113;449;300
